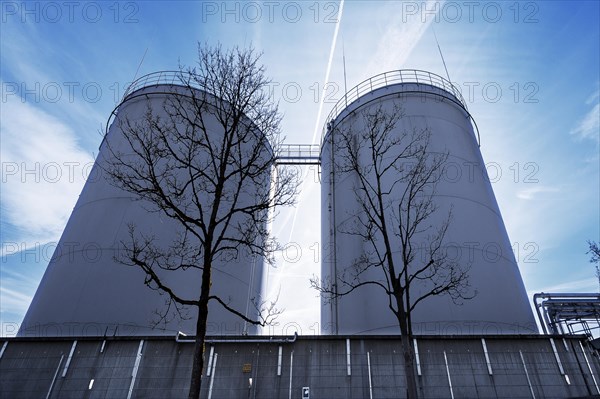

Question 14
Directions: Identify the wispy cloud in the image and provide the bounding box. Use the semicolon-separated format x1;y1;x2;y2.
0;96;94;330
365;0;439;75
529;277;598;294
1;95;93;251
516;186;560;201
571;88;600;143
0;286;34;315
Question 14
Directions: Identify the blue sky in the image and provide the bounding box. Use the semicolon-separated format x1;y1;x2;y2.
1;1;599;337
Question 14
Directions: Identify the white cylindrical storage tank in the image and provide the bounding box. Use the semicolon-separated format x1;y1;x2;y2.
19;74;269;337
321;70;537;335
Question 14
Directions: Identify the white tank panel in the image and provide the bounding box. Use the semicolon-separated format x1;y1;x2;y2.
19;83;268;337
321;79;537;335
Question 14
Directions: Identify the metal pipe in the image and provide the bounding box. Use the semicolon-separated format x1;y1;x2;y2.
288;350;294;399
330;122;339;334
443;351;454;399
413;339;422;376
207;353;218;399
535;293;600;298
367;352;373;399
346;338;351;376
550;338;565;375
0;341;7;359
126;340;144;399
252;348;259;399
533;292;600;335
206;346;215;377
176;331;298;344
61;340;77;378
520;350;536;399
481;338;493;376
45;354;64;399
534;293;550;334
277;345;283;376
579;341;600;394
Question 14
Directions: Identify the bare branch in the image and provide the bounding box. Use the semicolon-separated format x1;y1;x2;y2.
322;102;474;331
319;102;475;399
208;295;282;326
102;43;299;399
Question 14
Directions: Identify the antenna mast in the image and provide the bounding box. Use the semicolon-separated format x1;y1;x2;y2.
342;39;348;107
132;47;148;83
432;27;451;82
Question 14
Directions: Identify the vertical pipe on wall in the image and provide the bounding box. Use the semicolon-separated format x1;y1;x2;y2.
346;338;351;376
579;341;600;394
45;354;64;399
277;345;283;376
413;339;422;376
61;340;77;378
207;346;215;377
367;351;374;399
481;338;493;375
288;350;294;399
443;351;454;399
519;350;536;399
0;341;7;359
126;340;144;399
208;353;218;399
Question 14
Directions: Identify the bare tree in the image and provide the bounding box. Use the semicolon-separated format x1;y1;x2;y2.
102;44;299;399
312;104;474;398
588;240;600;291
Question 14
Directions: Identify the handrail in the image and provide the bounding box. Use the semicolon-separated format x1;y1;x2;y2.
122;70;185;100
277;144;320;158
175;331;298;344
123;69;467;119
321;69;469;143
104;71;187;136
113;70;476;147
275;144;321;165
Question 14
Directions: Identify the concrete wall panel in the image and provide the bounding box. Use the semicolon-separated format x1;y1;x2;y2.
1;335;598;399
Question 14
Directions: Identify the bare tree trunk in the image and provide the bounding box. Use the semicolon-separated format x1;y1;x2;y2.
103;45;297;399
188;310;206;399
397;303;418;399
400;335;418;398
188;255;212;399
313;105;473;399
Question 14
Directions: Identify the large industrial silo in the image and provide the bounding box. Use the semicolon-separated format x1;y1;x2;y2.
320;70;537;335
19;72;269;337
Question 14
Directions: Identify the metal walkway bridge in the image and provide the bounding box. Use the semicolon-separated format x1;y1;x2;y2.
276;144;320;165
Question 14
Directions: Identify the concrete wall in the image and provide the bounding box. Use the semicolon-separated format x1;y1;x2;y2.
1;335;599;398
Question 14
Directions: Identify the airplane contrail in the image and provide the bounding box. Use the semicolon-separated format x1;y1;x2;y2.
286;0;345;243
